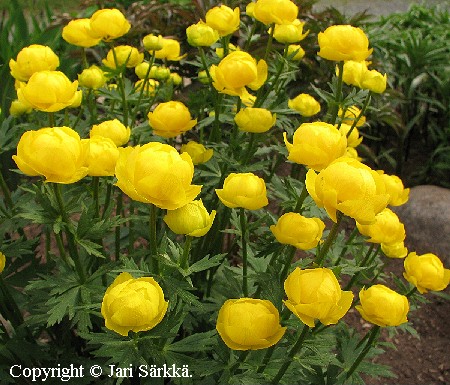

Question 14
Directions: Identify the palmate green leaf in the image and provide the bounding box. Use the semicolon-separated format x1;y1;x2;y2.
186;253;226;275
77;238;105;259
166;330;217;353
45;285;81;326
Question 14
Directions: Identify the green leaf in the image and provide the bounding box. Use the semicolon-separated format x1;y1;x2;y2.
186;253;226;275
166;330;217;353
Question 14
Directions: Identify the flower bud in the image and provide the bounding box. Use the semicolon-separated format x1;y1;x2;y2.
284;122;347;171
216;173;268;210
78;65;107;89
234;107;276;133
0;252;6;274
164;200;216;237
148;101;197;138
101;272;168;336
272;19;309;44
284;267;353;327
270;213;325;250
356;285;409;327
381;242;408;259
143;34;164;51
216;298;286;350
9;99;32;117
288;93;320;117
403;252;450;294
356;208;405;245
180;141;213;165
186;21;220;46
287;44;305;60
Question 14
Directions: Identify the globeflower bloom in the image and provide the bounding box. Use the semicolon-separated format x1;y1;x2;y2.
318;25;372;62
0;252;6;274
270;213;325;250
90;119;130;147
82;137;119;177
115;142;201;210
101;272;168;336
180;141;213;165
339;124;362;148
13;126;88;184
78;65;107;89
148;101;197;138
154;38;185;61
381;242;408;259
9;44;59;82
342;61;387;93
186;21;220;46
89;8;131;42
288;93;321;117
102;45;144;69
216;298;286;350
216;173;268;210
163;200;216;237
253;0;298;25
62;18;101;47
377;171;410;206
356;285;409;327
306;157;390;224
17;70;79;112
403;252;450;294
339;105;366;127
284;267;353;327
234;107;276;133
272;19;309;44
210;51;267;99
287;44;305;61
205;5;240;37
356;208;406;246
284;122;347;171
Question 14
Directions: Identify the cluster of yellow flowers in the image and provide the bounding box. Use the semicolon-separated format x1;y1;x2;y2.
7;0;449;353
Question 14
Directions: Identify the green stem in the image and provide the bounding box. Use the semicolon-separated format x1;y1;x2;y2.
340;326;380;382
314;212;343;266
405;286;418;298
180;235;192;270
115;191;123;259
333;227;359;266
271;324;309;384
280;246;297;283
345;91;371;138
264;23;275;62
240;208;249;297
102;181;113;220
293;181;308;213
328;61;344;125
52;184;86;283
92;176;100;218
344;243;375;290
0;169;13;209
242;132;256;164
257;345;276;373
48;112;55;127
149;204;159;274
111;44;129;126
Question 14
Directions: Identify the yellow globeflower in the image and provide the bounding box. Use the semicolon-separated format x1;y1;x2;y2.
13;126;88;184
78;65;107;89
356;285;409;327
62;18;101;47
180;141;213;165
381;242;408;259
377;171;410;206
101;272;168;336
339;105;366;127
284;122;347;171
9;99;32;117
164;200;216;237
0;252;5;274
356;208;405;245
89;8;131;42
82;137;119;177
90;119;131;147
148;101;197;138
272;19;309;44
234;107;276;133
288;93;321;117
306;157;390;224
403;252;450;294
154;38;185;61
253;0;298;25
115;142;201;210
103;45;144;69
318;25;373;62
216;173;268;210
270;213;325;250
205;5;240;37
17;70;79;112
142;34;164;52
287;44;306;61
9;44;59;82
216;298;286;350
284;267;353;327
338;124;362;148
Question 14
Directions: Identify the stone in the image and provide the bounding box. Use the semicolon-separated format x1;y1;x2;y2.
392;185;450;265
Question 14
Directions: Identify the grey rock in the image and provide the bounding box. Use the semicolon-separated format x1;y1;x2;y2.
393;185;450;265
